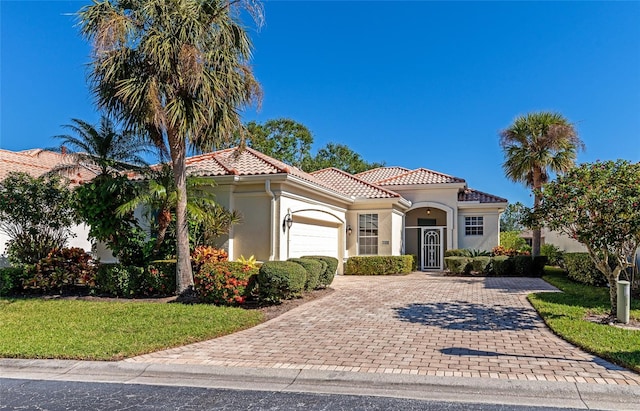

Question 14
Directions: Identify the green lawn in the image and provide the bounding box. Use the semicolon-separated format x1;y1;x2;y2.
0;298;263;360
529;267;640;372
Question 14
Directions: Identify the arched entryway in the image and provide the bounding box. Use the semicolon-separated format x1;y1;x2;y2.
404;203;454;271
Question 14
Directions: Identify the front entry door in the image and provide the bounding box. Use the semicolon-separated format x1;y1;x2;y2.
421;227;443;270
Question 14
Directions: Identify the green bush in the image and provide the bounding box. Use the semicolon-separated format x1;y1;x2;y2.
470;256;491;273
532;256;549;277
445;257;472;274
257;261;307;302
23;248;97;293
344;255;413;275
499;231;528;252
194;261;257;305
563;253;608;287
409;254;418;271
540;244;564;266
302;256;338;287
0;266;29;296
491;256;514;276
444;249;470;257
288;258;323;290
512;255;534;276
93;261;176;297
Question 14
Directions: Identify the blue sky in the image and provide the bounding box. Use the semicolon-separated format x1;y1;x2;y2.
1;1;639;206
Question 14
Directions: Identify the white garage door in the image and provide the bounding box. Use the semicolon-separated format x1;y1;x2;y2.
288;219;339;259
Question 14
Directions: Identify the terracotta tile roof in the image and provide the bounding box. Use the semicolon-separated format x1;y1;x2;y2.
183;147;348;197
458;188;507;204
311;168;400;199
0;148;97;184
355;167;410;184
376;168;465;186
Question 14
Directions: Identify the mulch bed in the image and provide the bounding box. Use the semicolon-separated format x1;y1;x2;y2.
46;287;335;322
584;312;640;331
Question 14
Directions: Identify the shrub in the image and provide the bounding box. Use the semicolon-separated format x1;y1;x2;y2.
0;266;29;296
444;249;470;257
491;256;514;276
194;261;258;305
191;246;228;272
344;256;413;275
512;255;535;277
468;249;491;257
256;261;307;303
0;172;77;265
445;257;472;274
563;253;608;287
23;248;97;293
540;244;564;266
302;256;338;287
499;231;529;252
145;260;177;296
492;245;530;257
93;261;176;297
470;256;491;273
288;258;323;290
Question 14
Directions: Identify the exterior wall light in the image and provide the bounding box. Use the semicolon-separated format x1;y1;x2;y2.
346;225;352;236
426;208;431;215
282;212;293;232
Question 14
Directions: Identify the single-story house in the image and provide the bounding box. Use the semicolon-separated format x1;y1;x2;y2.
1;146;508;273
181;147;508;273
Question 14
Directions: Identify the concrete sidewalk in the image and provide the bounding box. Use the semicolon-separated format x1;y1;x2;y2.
2;358;639;410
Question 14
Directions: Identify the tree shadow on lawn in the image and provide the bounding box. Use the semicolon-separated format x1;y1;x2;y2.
393;301;541;331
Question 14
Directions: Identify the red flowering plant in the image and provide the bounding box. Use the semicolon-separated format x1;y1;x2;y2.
193;261;258;305
191;246;228;272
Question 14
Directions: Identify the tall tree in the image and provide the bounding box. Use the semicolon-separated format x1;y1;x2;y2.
78;0;262;293
303;143;385;174
499;112;583;256
245;119;313;167
50;116;149;176
499;202;528;232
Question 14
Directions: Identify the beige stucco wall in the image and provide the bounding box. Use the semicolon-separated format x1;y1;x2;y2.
345;207;399;257
391;210;404;256
457;210;501;251
231;192;271;262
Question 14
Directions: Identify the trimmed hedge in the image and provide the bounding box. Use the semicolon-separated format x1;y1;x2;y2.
344;255;413;275
288;258;323;290
302;256;338;287
444;249;470;257
470;256;491;274
563;253;608;287
490;256;514;276
445;257;472;274
257;261;307;302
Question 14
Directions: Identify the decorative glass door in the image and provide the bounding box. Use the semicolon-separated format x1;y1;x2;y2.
421;227;443;270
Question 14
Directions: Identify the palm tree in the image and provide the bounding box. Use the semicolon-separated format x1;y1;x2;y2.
116;164;241;256
50;116;149;176
500;112;584;256
77;0;262;293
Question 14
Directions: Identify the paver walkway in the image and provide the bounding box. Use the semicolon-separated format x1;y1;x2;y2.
126;274;640;385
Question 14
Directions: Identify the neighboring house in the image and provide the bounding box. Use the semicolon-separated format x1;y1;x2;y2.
0;148;96;265
520;228;586;253
178;147;507;273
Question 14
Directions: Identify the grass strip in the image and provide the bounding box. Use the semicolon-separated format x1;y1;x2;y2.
0;298;263;360
529;267;640;372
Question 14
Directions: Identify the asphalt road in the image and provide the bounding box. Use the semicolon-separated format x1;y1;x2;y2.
0;379;592;411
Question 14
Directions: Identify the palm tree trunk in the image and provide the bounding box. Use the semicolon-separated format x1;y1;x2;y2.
169;134;194;294
532;168;542;257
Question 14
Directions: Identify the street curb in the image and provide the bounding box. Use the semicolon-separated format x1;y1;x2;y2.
2;359;639;410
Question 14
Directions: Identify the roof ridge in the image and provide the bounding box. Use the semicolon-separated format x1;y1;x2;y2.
312;167;400;198
414;167;465;182
355;166;409;177
242;146;290;174
462;187;508;203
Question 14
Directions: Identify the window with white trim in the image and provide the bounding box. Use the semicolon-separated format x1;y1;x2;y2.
358;214;379;255
465;216;484;236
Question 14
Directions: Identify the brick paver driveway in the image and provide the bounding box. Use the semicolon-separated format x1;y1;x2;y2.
127;274;640;385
